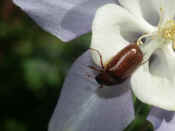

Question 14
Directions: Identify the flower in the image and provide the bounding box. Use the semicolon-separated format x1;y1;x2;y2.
12;0;175;131
90;2;175;111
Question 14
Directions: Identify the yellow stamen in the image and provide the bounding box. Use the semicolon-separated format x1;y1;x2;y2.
159;20;175;41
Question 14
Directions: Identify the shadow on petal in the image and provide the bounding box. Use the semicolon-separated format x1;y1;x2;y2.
96;78;131;99
164;111;174;122
139;0;160;26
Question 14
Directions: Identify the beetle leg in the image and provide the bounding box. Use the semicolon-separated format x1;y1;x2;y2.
89;48;105;69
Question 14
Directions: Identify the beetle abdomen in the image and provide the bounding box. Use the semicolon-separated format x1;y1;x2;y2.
107;43;143;80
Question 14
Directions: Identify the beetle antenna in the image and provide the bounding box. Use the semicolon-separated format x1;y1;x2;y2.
88;65;103;72
80;63;103;73
89;48;105;69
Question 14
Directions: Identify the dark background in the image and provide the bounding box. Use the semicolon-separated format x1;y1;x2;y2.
0;0;89;131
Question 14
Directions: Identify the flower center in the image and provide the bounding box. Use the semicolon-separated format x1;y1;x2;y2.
137;19;175;46
158;19;175;42
135;8;175;64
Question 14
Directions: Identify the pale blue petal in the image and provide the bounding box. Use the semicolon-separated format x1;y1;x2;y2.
48;51;135;131
13;0;117;42
147;107;175;131
155;114;175;131
147;107;165;129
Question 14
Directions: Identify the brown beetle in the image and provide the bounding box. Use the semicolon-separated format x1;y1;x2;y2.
90;43;143;88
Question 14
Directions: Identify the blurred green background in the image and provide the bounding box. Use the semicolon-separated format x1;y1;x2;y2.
0;0;89;131
0;0;153;131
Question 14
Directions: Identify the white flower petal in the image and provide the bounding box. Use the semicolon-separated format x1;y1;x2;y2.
119;0;162;26
13;0;116;42
131;42;175;111
48;51;135;131
161;0;175;23
90;4;155;66
119;0;175;26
